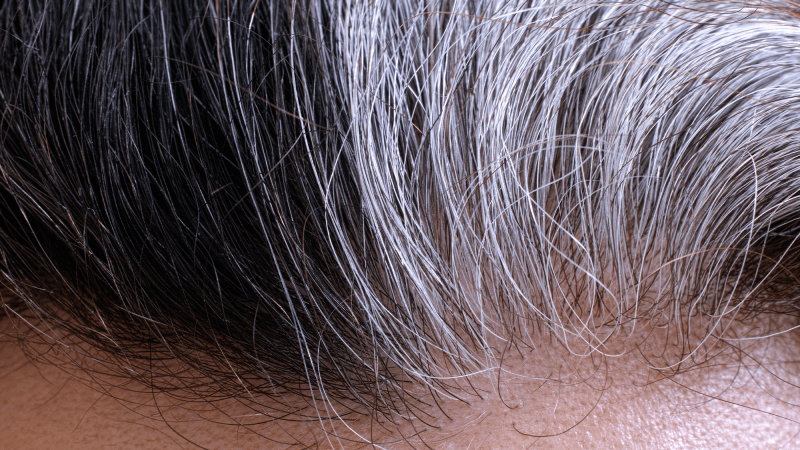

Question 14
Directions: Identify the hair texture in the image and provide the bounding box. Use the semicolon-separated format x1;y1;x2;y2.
2;0;800;430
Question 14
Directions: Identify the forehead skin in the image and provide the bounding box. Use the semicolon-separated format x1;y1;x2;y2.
2;322;799;449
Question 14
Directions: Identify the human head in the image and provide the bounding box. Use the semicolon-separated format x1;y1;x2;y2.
2;0;800;447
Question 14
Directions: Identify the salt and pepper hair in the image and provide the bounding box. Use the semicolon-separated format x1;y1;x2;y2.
2;0;800;435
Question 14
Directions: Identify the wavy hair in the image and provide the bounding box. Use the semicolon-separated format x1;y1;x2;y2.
2;0;800;438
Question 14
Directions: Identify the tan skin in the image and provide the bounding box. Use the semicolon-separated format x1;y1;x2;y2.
3;314;800;450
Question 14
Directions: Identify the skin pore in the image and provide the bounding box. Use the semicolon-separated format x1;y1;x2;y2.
3;307;800;449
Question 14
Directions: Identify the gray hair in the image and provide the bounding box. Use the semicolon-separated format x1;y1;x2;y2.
1;0;798;443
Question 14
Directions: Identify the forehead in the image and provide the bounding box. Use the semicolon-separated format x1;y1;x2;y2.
3;316;800;449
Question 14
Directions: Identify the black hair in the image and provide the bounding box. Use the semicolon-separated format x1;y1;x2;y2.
3;0;800;439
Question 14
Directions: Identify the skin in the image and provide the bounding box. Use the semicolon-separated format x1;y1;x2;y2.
3;316;800;449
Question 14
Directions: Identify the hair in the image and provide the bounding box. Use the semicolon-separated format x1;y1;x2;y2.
2;0;800;442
